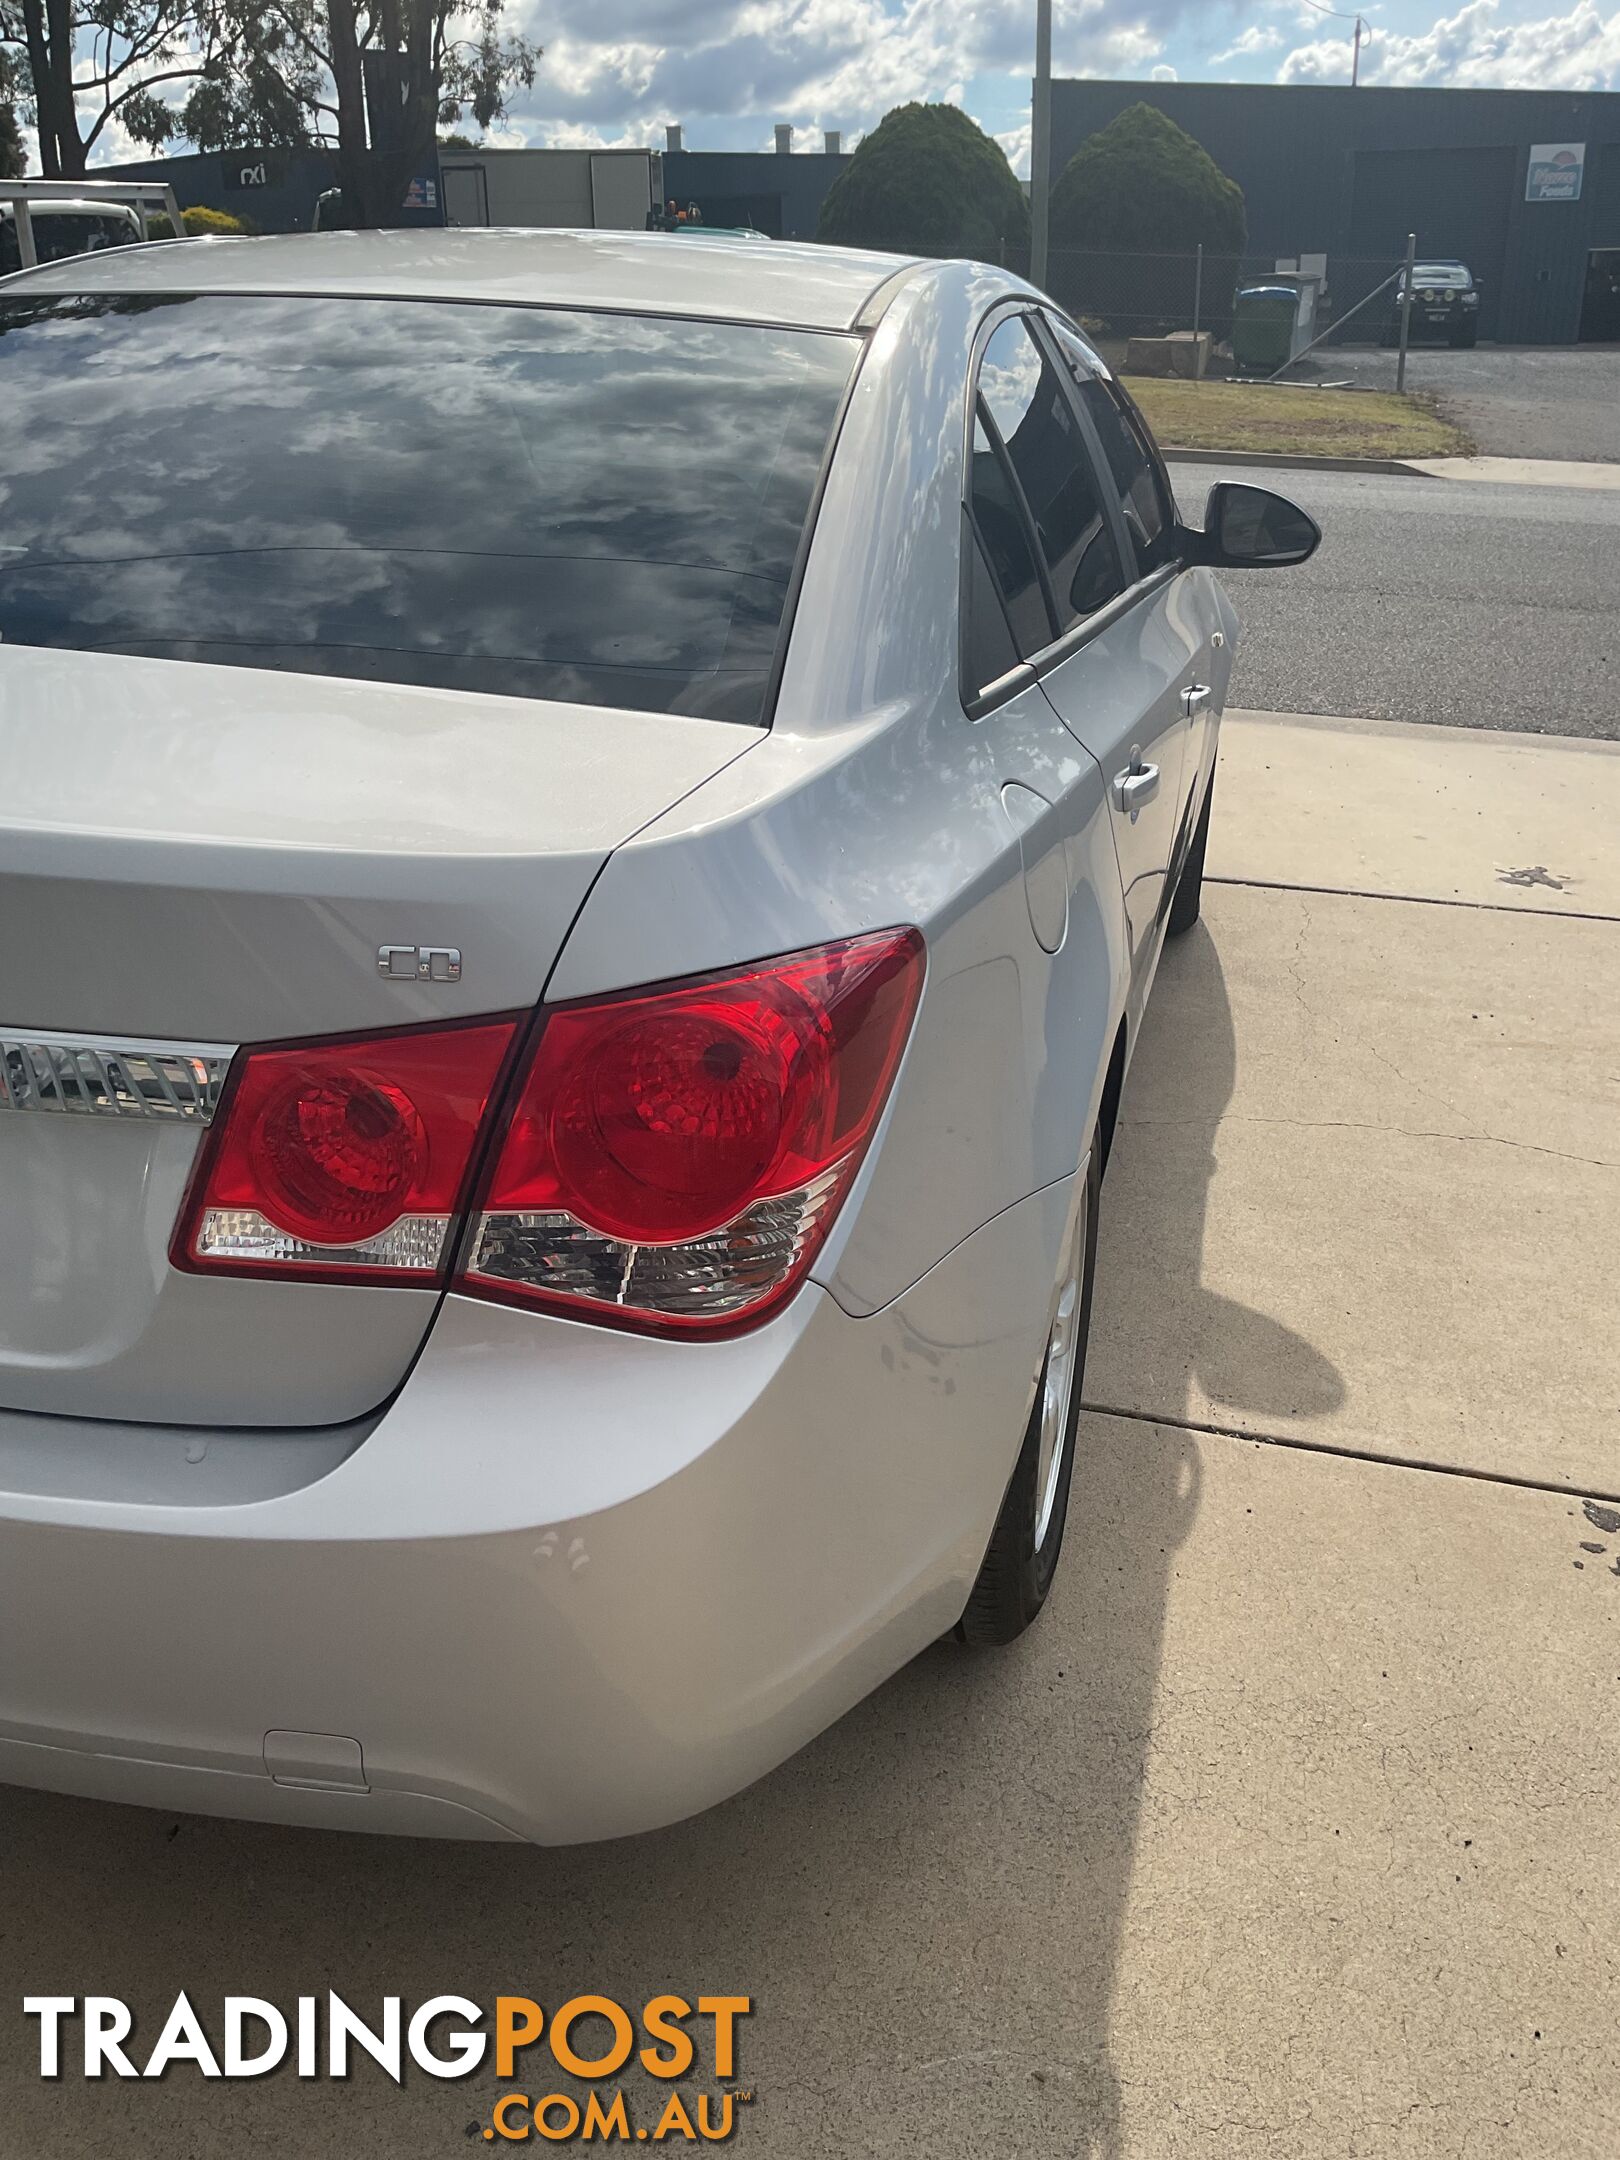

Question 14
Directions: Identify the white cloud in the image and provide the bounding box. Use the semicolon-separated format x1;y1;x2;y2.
1151;60;1179;77
85;107;159;168
997;118;1031;178
1210;23;1285;63
491;0;1186;147
1279;0;1620;87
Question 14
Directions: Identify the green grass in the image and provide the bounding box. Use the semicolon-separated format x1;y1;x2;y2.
1129;378;1471;461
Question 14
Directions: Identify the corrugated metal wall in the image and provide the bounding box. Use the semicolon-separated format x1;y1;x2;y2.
92;149;340;233
1049;80;1620;343
662;151;850;241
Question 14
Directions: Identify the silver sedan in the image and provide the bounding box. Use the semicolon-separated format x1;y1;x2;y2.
0;229;1317;1842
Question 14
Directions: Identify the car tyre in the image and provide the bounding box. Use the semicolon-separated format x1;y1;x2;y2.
957;1137;1101;1647
1166;774;1213;938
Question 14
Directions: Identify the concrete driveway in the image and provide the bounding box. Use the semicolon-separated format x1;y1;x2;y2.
4;715;1617;2159
1330;345;1620;462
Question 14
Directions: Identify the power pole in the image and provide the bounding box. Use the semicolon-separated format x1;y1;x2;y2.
1303;2;1371;86
1396;229;1416;393
1030;0;1052;291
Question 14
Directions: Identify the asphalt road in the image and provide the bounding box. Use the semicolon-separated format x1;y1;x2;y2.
1327;345;1620;463
1171;460;1620;739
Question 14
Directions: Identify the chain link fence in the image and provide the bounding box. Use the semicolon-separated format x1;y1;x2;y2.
1044;247;1425;387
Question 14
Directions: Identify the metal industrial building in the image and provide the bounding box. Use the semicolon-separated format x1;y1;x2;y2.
1050;79;1620;343
662;136;850;238
92;131;852;244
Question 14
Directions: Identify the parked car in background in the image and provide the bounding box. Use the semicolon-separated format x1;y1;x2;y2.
0;199;142;276
1385;258;1481;347
0;229;1317;1845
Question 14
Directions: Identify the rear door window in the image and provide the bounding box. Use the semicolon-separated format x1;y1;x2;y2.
976;314;1126;636
0;293;859;724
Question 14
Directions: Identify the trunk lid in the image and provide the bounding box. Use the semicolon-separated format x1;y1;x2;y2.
0;648;756;1427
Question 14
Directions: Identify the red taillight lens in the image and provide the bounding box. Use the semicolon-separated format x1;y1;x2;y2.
459;928;925;1335
174;1019;519;1283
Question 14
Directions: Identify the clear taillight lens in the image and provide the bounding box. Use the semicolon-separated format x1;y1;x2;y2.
173;1020;520;1284
458;929;925;1336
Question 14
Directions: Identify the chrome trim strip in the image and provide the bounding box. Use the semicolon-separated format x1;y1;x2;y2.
0;1030;234;1123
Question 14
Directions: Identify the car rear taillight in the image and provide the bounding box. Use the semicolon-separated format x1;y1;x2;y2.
457;928;925;1335
173;1019;520;1283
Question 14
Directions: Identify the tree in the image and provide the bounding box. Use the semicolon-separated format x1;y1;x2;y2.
2;0;218;177
0;47;25;175
816;103;1028;267
180;0;536;227
1049;103;1245;334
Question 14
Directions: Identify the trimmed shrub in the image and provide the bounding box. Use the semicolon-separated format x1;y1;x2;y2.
1049;103;1244;338
817;102;1028;267
145;205;253;240
1051;103;1244;256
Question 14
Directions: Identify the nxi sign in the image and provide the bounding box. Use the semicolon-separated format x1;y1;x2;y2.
222;155;285;192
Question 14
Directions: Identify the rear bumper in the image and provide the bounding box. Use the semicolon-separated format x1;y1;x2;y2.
0;1177;1071;1844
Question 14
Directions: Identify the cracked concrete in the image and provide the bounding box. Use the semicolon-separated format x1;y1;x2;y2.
1210;709;1620;918
1089;878;1620;1490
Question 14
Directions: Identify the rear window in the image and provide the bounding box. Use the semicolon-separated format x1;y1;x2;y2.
0;293;859;723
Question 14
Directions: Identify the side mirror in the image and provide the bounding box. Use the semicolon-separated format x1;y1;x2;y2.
1185;482;1320;569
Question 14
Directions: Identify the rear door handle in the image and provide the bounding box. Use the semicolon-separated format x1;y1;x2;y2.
1182;682;1212;718
1113;759;1160;818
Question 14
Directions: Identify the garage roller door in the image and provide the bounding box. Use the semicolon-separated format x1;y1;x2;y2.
1351;145;1513;337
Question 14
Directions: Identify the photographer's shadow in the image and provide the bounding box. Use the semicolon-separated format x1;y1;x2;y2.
1088;917;1346;1432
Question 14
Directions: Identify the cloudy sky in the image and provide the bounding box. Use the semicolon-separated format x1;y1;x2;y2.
487;0;1620;173
40;0;1620;173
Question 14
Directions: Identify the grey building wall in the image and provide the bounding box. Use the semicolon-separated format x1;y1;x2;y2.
97;143;854;246
94;148;340;233
1049;79;1620;343
662;149;850;239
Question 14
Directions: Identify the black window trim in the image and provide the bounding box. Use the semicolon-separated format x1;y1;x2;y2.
1025;308;1142;587
970;388;1062;641
1045;306;1184;566
1042;308;1181;585
957;501;1036;715
959;298;1187;722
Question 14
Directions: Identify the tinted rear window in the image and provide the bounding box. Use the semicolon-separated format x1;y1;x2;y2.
0;293;859;723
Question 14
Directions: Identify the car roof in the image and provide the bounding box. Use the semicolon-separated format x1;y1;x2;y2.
4;226;927;332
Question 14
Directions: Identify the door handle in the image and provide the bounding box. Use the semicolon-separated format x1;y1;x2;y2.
1113;757;1160;819
1182;682;1212;718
